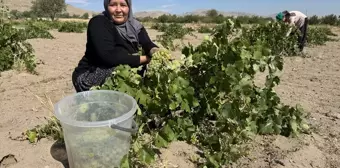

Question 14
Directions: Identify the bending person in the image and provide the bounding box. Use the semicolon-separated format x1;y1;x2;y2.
276;10;308;52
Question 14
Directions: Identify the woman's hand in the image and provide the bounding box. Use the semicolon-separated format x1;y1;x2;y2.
139;47;158;65
140;56;151;64
150;47;159;57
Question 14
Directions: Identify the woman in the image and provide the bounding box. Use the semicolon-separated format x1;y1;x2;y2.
276;10;308;52
72;0;159;92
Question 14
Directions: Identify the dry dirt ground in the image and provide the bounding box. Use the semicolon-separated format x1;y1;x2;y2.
0;27;340;168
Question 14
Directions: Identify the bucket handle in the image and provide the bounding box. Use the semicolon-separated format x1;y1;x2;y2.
110;120;138;133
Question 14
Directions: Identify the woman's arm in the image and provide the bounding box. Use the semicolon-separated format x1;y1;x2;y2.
138;27;159;57
88;16;148;67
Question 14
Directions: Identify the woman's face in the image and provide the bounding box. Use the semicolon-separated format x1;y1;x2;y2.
108;0;129;24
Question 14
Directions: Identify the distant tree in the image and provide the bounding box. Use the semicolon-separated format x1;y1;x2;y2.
81;13;89;19
10;10;21;19
157;14;170;23
321;14;338;25
182;14;200;23
59;12;70;18
308;15;319;25
31;0;66;21
70;14;80;18
206;9;218;18
22;11;36;19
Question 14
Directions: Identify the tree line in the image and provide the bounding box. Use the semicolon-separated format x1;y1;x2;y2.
137;9;273;24
137;10;340;26
308;14;340;25
10;10;92;20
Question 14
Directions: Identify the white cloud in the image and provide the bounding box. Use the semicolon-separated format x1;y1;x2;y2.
66;0;88;4
133;1;178;13
161;4;176;9
66;0;90;6
137;8;170;12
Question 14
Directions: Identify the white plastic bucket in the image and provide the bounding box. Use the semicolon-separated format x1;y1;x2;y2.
54;90;138;168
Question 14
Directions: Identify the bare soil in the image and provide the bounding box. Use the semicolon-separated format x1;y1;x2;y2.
0;27;339;168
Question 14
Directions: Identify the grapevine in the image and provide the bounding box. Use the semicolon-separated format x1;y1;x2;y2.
0;20;37;73
21;18;338;167
307;26;338;46
58;21;87;33
90;20;310;167
155;23;196;51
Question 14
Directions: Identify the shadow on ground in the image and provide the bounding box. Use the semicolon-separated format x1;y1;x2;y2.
50;141;69;168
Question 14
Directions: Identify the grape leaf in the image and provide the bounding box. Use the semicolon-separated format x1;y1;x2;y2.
137;146;156;165
120;154;130;168
155;133;169;148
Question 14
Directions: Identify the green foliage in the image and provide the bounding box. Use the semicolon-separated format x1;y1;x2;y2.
242;22;300;56
0;21;36;73
81;13;89;19
197;25;213;33
9;10;21;19
12;19;63;30
58;21;87;33
58;12;71;18
38;20;63;29
17;11;37;19
22;19;337;168
20;21;55;39
92;20;311;167
150;22;167;31
155;23;195;51
0;0;38;73
31;0;66;21
140;13;274;24
206;9;219;17
307;27;338;46
319;27;338;36
138;12;340;26
308;15;320;25
307;14;340;26
9;10;93;20
25;116;62;143
320;14;338;26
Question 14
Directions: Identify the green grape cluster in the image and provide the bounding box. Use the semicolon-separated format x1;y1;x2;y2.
152;49;172;60
150;49;172;65
148;49;186;74
147;49;173;75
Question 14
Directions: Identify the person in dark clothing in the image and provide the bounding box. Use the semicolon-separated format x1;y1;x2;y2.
72;0;159;92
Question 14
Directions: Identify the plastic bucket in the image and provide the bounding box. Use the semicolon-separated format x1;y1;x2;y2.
54;90;138;168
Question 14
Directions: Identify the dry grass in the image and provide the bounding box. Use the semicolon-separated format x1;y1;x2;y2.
58;18;90;22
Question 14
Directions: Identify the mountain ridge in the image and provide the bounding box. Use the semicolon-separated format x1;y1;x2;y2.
134;9;269;18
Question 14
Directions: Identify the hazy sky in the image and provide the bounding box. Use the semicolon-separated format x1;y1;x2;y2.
65;0;340;16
